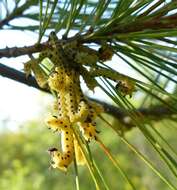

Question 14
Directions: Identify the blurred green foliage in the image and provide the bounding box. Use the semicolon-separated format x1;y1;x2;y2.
0;114;176;190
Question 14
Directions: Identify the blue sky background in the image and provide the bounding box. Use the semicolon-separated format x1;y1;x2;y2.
0;28;141;130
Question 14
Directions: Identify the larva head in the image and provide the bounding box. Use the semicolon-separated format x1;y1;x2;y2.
116;79;136;97
49;31;58;46
48;147;58;153
48;147;60;163
23;60;33;77
48;147;73;172
48;148;62;169
98;45;114;61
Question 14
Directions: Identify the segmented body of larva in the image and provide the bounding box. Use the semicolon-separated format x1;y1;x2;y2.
78;121;97;141
74;137;85;165
46;116;74;171
39;32;104;172
23;29;138;175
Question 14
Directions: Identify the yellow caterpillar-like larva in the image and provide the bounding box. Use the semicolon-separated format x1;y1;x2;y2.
57;88;68;118
88;101;104;119
46;116;74;171
48;66;66;92
80;66;98;91
24;59;48;88
78;121;97;141
98;45;114;61
72;101;89;123
42;32;106;173
64;70;90;123
77;101;103;141
64;71;78;122
115;79;136;97
74;137;86;165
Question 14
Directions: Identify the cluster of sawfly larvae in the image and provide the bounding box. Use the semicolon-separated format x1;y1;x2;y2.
24;31;136;172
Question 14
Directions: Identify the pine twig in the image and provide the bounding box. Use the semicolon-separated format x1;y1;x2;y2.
0;0;38;28
0;63;176;130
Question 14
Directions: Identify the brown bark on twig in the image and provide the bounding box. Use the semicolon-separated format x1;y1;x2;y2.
0;63;175;130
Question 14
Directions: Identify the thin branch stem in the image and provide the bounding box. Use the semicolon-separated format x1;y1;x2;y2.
0;63;176;130
0;0;38;28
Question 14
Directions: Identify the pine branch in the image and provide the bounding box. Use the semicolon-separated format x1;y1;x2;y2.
0;63;48;92
0;63;176;130
104;13;177;36
0;35;82;58
0;43;47;58
0;0;38;28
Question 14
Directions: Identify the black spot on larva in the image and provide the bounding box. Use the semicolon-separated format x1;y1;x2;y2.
60;121;63;124
66;131;68;134
64;125;67;128
48;147;57;152
85;117;92;123
61;157;64;160
80;99;86;102
66;138;69;141
66;145;69;148
64;165;67;168
67;151;70;153
96;130;100;133
89;132;92;137
67;155;70;158
51;161;55;164
57;153;60;156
